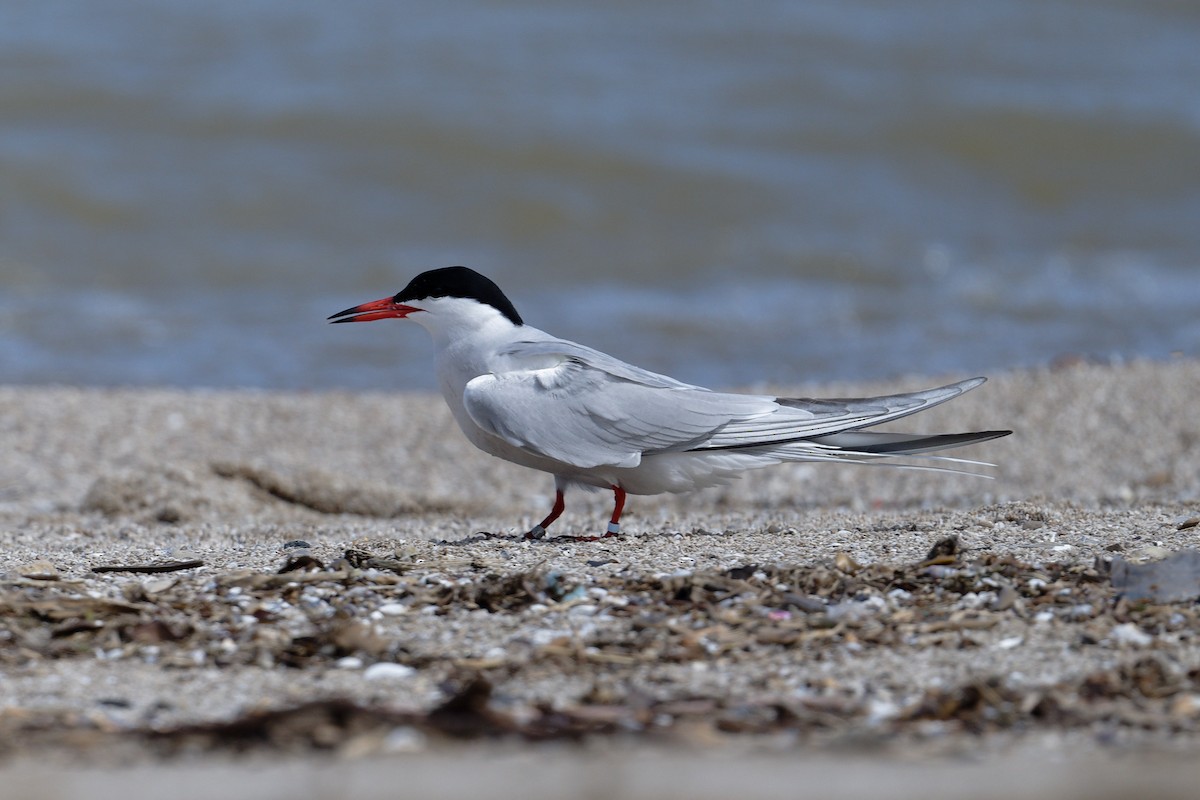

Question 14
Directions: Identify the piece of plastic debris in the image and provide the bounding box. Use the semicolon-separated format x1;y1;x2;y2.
1111;549;1200;603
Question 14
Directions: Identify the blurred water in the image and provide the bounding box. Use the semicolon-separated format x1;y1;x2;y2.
1;0;1198;390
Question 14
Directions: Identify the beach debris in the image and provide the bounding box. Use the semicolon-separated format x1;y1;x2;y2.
341;548;416;574
923;535;959;564
278;554;325;573
142;699;406;754
1110;549;1200;603
7;527;1200;757
134;676;574;755
3;650;1195;758
2;543;1174;677
91;559;205;574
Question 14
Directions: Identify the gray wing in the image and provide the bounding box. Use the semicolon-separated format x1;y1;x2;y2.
463;354;774;469
466;336;989;468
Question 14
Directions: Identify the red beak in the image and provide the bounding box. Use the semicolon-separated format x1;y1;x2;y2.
327;297;420;323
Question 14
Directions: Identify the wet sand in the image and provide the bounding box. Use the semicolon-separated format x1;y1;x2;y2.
1;359;1199;797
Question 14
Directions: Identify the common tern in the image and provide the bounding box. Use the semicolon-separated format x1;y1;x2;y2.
330;267;1010;540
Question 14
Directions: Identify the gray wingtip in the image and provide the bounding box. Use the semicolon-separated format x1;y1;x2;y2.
925;376;988;396
942;376;987;395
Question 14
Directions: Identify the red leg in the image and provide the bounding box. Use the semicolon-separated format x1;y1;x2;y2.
525;489;565;539
568;485;626;541
606;485;626;536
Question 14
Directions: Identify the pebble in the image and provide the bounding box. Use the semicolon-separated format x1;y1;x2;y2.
530;629;569;646
958;591;996;610
991;584;1018;611
363;663;416;682
1109;622;1153;647
1130;545;1173;563
567;603;598;617
782;593;825;613
825;595;886;622
1067;604;1095;620
865;699;900;724
1169;694;1200;718
377;603;408;616
142;577;177;594
17;560;60;580
382;726;427;753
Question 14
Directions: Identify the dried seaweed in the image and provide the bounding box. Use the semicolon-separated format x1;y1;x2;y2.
4;541;1200;758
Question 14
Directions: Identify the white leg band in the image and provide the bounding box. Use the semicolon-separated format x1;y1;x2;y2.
607;522;621;535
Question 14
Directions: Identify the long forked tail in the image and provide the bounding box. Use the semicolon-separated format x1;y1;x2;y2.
791;378;1012;471
686;376;1011;477
806;430;1011;456
787;429;1013;477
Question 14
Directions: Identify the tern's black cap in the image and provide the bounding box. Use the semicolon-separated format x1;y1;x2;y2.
394;267;523;325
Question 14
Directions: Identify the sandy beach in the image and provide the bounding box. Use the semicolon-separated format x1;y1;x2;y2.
2;359;1200;797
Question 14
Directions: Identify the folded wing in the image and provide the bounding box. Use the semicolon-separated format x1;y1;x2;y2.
463;338;1000;471
464;358;770;468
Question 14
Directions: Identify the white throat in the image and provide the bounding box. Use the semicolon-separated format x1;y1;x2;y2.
405;296;525;411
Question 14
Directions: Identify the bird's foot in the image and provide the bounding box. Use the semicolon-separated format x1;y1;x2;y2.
524;523;622;542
